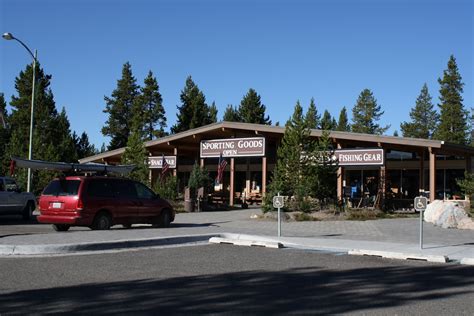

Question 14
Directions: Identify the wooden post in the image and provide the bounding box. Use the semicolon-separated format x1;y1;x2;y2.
173;147;178;177
429;148;436;202
262;156;267;198
230;158;235;206
200;158;204;168
336;143;343;203
419;150;425;193
246;158;251;198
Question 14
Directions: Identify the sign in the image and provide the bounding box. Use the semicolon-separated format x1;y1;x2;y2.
148;156;177;169
414;196;428;211
200;137;265;158
273;196;284;208
334;149;384;166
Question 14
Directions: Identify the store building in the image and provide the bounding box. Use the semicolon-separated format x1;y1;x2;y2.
79;121;474;208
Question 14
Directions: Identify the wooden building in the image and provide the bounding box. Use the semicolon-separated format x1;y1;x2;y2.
79;121;474;207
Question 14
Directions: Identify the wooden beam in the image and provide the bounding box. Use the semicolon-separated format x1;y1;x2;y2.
429;147;436;202
230;158;235;206
173;147;178;177
262;157;267;199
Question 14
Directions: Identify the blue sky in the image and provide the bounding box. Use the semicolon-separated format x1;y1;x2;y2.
1;0;472;148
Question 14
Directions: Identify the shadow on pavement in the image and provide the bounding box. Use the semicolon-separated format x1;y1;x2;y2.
0;216;39;226
1;264;472;314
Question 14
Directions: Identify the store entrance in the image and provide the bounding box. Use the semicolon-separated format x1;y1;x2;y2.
346;169;380;208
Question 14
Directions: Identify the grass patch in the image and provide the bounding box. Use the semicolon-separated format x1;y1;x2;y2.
347;208;387;221
293;212;320;221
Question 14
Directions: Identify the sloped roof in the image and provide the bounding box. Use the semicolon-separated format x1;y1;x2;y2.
79;121;474;163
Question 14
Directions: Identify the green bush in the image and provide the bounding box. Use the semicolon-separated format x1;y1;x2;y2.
153;175;178;200
347;208;386;221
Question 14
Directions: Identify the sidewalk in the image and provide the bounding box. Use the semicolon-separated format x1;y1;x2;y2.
1;208;473;264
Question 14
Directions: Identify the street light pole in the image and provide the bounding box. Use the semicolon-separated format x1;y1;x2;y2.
3;32;37;192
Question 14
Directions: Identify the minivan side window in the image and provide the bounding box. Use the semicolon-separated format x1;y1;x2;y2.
87;179;114;198
114;180;137;198
134;183;155;199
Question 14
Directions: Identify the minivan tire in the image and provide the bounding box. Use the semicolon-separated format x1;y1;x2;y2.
92;212;112;230
154;209;171;228
53;224;70;232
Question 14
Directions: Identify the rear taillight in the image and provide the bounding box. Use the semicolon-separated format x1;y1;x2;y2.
76;199;84;210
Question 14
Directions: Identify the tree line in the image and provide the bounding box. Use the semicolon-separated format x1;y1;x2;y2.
0;55;470;192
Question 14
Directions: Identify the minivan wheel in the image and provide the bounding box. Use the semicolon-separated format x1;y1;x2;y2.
22;202;34;221
53;224;70;232
92;213;112;230
154;209;171;228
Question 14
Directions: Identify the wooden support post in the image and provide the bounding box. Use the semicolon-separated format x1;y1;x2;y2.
173;147;178;177
200;158;204;169
336;143;343;203
262;157;267;198
429;148;436;202
419;150;425;193
230;158;235;206
246;158;251;197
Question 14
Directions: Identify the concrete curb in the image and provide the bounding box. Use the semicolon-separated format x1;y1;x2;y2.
348;249;448;263
209;237;282;248
0;234;219;256
460;258;474;265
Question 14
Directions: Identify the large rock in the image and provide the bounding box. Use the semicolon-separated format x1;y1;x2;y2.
424;200;474;230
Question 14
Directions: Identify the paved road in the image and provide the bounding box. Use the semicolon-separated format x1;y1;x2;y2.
1;244;473;315
1;209;473;250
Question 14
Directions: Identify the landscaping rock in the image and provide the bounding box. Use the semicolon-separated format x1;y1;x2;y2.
424;200;474;230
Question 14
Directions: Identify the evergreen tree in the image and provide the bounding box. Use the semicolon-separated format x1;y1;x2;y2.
207;101;218;124
102;62;140;150
0;93;10;175
433;55;469;145
351;89;389;135
320;110;336;130
122;122;149;184
6;62;75;193
305;98;320;129
400;84;438;139
171;76;210;133
336;107;351;132
266;101;312;211
223;104;241;122
74;131;97;159
393;130;399;137
138;71;166;140
238;88;271;124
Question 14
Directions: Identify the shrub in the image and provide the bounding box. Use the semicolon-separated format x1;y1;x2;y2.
153;175;178;200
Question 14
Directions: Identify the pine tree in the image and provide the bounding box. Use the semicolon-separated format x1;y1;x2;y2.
122;119;149;184
400;84;438;139
223;104;241;122
171;76;211;133
207;101;218;124
102;62;140;150
138;71;166;140
433;55;468;145
74;131;97;159
238;88;271;124
351;89;389;134
55;108;78;162
266;101;311;211
320;110;336;130
305;98;320;129
336;107;350;132
6;62;77;193
0;93;10;175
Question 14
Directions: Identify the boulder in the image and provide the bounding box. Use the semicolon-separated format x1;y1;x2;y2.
424;200;474;230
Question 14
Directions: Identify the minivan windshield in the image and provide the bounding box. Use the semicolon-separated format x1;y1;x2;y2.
42;179;81;196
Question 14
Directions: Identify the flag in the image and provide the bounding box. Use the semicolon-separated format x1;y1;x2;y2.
216;153;227;185
9;159;16;176
160;154;169;181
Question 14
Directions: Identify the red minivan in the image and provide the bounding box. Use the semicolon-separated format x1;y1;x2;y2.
38;176;175;232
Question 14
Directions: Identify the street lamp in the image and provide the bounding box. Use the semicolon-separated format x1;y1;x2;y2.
3;32;37;193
